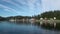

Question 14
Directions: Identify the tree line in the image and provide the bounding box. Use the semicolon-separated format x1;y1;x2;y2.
34;10;60;20
0;10;60;21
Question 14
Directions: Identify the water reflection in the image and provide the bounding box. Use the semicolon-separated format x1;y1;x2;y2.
0;21;60;34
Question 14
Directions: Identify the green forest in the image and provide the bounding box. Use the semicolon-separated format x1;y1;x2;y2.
0;10;60;21
34;10;60;20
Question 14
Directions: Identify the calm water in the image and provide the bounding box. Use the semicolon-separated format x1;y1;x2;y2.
0;21;60;34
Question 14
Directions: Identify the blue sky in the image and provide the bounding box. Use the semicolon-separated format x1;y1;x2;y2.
0;0;60;17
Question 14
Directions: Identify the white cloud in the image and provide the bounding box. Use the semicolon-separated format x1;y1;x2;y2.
27;0;36;10
14;0;27;5
42;0;60;11
0;4;20;14
2;0;30;12
27;0;42;15
1;0;42;16
2;0;21;8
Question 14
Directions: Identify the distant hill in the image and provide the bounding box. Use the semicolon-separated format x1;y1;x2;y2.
0;16;6;21
0;16;32;21
1;10;60;21
34;10;60;20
